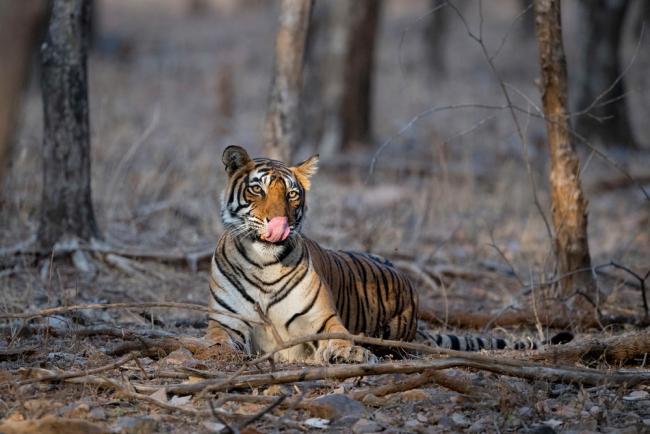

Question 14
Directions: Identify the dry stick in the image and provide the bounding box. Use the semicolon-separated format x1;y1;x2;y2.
0;302;259;324
238;395;287;431
348;369;486;400
162;357;650;397
255;303;285;346
208;399;237;433
6;352;138;387
0;324;176;339
529;329;650;365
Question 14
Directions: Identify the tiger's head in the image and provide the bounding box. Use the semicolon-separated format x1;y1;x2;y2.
220;145;318;244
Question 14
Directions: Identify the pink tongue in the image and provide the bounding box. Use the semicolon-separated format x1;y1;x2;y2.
263;216;290;243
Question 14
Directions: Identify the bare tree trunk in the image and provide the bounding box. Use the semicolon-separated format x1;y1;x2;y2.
519;0;535;36
0;0;48;195
533;0;600;316
38;0;100;249
341;0;381;151
263;0;312;162
574;0;636;148
423;0;449;75
302;0;381;156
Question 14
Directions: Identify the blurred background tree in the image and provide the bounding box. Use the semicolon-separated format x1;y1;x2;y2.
264;0;312;162
573;0;637;148
0;0;48;196
38;0;100;249
303;0;382;157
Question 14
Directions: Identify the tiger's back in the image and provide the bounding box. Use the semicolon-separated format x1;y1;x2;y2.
305;239;418;342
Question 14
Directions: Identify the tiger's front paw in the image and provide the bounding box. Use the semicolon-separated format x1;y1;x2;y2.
201;325;247;361
316;339;377;364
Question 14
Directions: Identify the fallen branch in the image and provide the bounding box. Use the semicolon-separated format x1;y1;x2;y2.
348;369;487;400
530;329;650;365
157;356;650;397
0;324;176;340
0;302;259;324
10;352;138;386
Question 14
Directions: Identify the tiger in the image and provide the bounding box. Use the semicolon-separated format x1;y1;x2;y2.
206;146;571;363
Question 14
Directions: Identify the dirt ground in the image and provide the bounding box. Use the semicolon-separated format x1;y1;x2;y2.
1;1;649;433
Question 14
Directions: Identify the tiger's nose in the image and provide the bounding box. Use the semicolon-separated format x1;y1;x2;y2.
262;216;290;243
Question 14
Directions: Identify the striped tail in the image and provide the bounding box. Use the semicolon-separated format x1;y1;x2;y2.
417;329;573;351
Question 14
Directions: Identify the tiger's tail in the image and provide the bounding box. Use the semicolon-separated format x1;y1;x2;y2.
416;328;573;351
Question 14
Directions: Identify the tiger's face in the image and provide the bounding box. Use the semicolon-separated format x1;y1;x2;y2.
220;146;318;244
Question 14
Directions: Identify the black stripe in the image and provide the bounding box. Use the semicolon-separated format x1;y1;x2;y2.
216;244;256;304
496;339;507;350
448;335;460;350
211;292;236;313
337;253;353;330
213;319;247;344
332;256;347;318
316;313;336;334
262;242;302;268
365;258;384;335
268;264;310;308
234;239;262;269
345;253;368;334
284;282;322;329
377;267;390;319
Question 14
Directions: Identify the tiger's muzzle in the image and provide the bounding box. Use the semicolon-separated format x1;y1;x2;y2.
261;216;290;243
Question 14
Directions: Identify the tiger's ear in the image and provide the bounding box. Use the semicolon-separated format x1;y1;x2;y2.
222;145;252;176
291;154;319;190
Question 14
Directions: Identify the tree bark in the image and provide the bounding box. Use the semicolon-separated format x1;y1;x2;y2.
302;0;381;157
533;0;599;315
0;0;48;195
263;0;312;162
573;0;636;148
38;0;100;249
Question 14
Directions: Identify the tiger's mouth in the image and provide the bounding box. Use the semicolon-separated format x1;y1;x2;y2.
260;216;290;243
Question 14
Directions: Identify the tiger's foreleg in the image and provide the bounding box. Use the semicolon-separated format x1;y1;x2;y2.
306;303;376;363
205;317;250;354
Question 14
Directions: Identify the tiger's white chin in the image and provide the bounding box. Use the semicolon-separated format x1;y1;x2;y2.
250;238;288;259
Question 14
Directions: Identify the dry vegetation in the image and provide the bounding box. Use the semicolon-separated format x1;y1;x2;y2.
1;0;649;433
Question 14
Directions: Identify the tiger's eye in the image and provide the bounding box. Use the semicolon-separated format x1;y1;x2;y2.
287;190;299;199
248;185;263;195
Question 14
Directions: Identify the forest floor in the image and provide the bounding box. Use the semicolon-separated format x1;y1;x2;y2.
1;0;650;433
